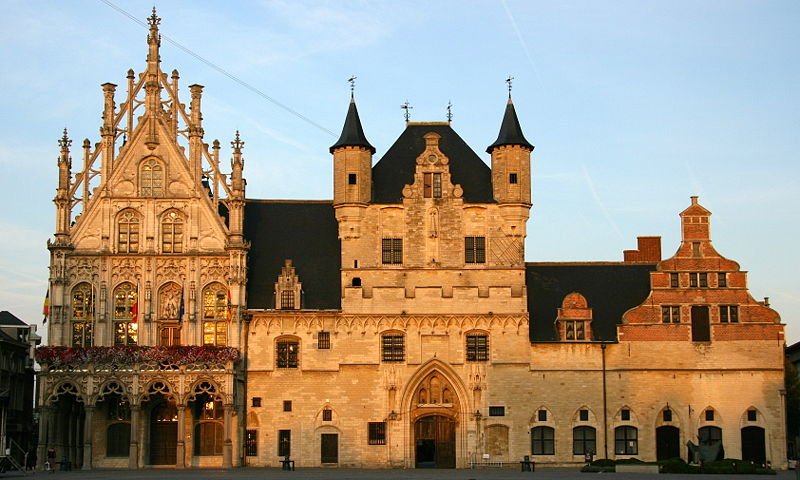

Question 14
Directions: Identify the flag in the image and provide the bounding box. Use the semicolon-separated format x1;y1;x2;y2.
178;284;185;322
131;285;139;323
42;289;50;324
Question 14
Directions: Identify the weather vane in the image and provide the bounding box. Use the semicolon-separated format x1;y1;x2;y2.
446;101;453;123
506;76;514;98
348;76;357;97
401;100;413;123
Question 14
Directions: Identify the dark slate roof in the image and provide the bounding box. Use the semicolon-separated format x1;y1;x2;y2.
486;98;534;153
0;311;26;326
244;200;341;310
526;263;656;342
329;98;375;154
372;123;494;204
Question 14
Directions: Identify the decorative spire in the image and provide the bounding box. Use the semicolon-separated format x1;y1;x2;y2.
58;128;72;155
330;95;375;154
446;101;453;124
231;130;244;154
486;88;533;153
146;7;161;69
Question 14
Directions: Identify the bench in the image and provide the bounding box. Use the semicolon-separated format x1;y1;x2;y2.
280;458;295;471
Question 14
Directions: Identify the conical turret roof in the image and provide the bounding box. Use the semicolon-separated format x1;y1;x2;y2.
486;98;533;153
330;97;375;154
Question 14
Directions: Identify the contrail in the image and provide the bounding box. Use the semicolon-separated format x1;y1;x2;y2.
581;163;624;240
500;0;544;88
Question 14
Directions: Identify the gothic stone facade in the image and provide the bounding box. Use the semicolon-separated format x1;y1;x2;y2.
41;12;785;471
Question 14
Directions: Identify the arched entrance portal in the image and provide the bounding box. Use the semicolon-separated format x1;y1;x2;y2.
415;415;455;468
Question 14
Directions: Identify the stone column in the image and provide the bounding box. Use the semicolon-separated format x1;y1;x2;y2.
128;404;141;469
222;404;233;468
176;404;186;468
37;406;52;470
82;405;95;470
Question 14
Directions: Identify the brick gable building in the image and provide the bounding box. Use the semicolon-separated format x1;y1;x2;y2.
38;11;785;470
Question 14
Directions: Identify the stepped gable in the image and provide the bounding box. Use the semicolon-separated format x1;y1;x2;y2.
372;123;494;204
526;263;656;341
244;200;341;310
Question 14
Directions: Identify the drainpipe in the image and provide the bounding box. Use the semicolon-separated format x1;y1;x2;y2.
601;343;609;459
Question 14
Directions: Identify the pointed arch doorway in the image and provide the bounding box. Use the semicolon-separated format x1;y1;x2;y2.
415;415;455;468
402;360;468;469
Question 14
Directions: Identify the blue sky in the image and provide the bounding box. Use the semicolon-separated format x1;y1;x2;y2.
1;0;798;342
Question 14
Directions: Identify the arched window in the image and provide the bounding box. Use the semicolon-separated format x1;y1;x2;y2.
117;210;140;253
573;426;596;455
161;210;184;254
202;283;228;346
140;159;163;197
113;282;138;345
158;282;182;346
70;282;94;347
531;426;555;455
614;426;638;455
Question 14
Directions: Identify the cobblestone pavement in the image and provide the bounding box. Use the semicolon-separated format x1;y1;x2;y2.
1;467;797;480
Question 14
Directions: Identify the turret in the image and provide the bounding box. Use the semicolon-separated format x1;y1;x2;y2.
330;95;374;206
228;131;246;245
487;96;533;205
54;129;72;242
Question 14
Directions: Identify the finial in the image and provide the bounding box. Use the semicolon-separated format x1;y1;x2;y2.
401;100;413;123
506;75;514;98
446;101;453;123
231;130;244;152
58;128;72;151
148;7;161;28
348;75;357;99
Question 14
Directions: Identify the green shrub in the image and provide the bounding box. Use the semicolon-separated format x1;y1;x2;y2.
616;457;644;464
590;458;615;467
580;464;614;473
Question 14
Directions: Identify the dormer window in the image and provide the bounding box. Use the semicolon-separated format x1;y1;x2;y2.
275;259;302;310
689;272;708;288
423;173;442;198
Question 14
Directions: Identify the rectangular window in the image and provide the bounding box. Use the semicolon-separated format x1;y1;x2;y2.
466;334;489;361
381;334;405;362
283;400;292;412
159;324;180;346
246;429;258;456
705;409;714;421
280;290;295;309
532;426;555;455
382;238;403;264
465;236;486;264
690;272;708;288
663;409;672;422
71;321;94;348
720;305;739;323
509;173;518;184
278;430;291;457
565;320;586;340
317;331;331;349
747;409;757;422
368;422;386;445
348;173;357;185
718;272;727;288
203;321;227;346
614;426;638;455
252;397;262;408
322;408;333;421
661;306;680;323
573;426;596;455
423;173;442;198
621;409;630;421
538;409;547;421
579;409;589;422
489;406;505;417
670;272;679;288
277;341;299;368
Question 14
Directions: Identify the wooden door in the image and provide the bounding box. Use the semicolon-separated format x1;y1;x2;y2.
656;426;680;460
320;434;338;464
415;415;455;468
